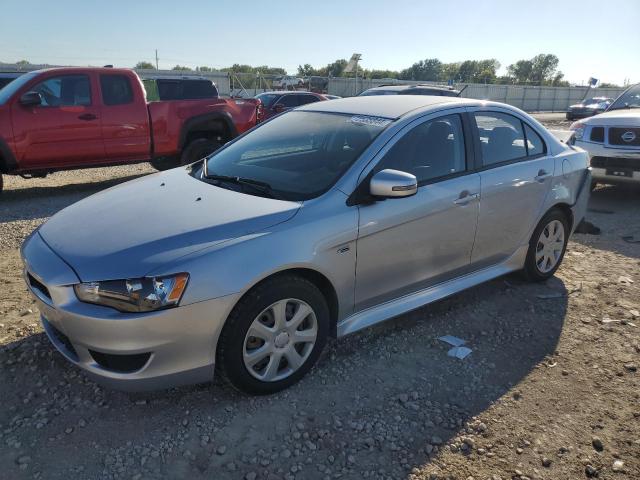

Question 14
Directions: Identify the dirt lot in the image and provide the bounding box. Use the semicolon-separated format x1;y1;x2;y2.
1;115;639;480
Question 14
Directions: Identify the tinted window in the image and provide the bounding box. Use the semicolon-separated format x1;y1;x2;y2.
0;71;38;105
255;93;279;107
475;112;526;166
277;95;299;108
156;79;217;100
378;114;466;182
298;94;320;105
202;111;388;201
524;124;546;156
100;75;133;105
32;75;91;107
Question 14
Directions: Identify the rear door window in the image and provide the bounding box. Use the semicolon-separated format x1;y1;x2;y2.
474;112;527;167
100;74;134;105
523;123;546;157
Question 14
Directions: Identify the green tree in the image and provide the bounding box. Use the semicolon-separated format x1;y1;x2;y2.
172;65;192;71
399;58;442;81
135;61;155;70
196;66;212;72
16;59;30;66
507;54;561;85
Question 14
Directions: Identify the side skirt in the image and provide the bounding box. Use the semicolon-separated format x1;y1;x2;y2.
337;244;528;337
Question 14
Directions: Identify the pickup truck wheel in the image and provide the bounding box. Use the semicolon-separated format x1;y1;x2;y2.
150;156;179;171
180;138;223;166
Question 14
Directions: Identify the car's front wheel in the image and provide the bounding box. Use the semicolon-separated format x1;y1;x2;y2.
216;275;329;395
523;209;569;281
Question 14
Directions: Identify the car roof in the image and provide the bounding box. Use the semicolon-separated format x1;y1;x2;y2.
299;95;467;119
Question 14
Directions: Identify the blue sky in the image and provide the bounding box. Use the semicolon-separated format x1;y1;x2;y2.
1;0;638;85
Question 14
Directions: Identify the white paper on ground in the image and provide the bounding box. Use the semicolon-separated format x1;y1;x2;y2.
447;346;473;359
438;335;466;347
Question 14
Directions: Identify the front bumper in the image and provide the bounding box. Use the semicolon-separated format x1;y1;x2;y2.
574;140;640;184
21;232;240;391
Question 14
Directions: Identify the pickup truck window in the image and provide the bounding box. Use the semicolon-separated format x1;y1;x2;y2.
156;79;218;100
32;75;91;107
100;74;133;105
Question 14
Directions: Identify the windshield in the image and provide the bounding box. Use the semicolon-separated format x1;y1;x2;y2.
200;111;390;201
255;93;279;107
608;84;640;111
0;71;38;105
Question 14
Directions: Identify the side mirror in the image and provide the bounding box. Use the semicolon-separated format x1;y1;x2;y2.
370;169;418;198
273;103;287;113
20;91;42;107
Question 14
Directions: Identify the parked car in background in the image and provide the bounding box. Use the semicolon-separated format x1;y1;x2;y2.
359;84;460;97
0;67;262;192
142;75;219;101
0;72;22;90
565;96;612;120
254;91;326;121
569;83;640;186
272;75;304;90
22;95;590;394
324;94;342;100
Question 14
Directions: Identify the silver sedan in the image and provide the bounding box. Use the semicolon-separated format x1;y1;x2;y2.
21;96;591;394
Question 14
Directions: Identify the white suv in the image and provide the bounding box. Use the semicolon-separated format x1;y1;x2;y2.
272;75;303;90
570;84;640;186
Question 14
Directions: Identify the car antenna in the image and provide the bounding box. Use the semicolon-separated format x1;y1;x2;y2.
456;85;468;97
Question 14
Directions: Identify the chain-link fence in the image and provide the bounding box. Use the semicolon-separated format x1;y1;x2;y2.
0;63;628;112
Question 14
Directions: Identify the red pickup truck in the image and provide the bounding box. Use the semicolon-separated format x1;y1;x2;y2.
0;67;262;192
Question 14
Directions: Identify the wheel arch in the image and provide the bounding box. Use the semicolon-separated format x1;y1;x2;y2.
229;267;340;339
178;112;239;151
548;202;574;232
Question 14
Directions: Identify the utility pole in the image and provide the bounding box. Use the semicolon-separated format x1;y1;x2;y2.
155;50;159;70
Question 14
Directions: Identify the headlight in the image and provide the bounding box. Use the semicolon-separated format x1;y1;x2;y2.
74;273;189;313
569;121;586;140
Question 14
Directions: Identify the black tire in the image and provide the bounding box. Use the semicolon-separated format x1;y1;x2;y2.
523;209;570;282
150;156;179;171
0;173;3;195
216;275;329;395
565;113;573;121
180;138;223;166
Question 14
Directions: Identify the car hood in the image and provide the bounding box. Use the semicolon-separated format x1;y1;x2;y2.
39;168;301;282
582;109;640;126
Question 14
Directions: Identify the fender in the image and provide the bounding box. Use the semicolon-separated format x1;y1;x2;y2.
178;111;239;150
0;137;18;173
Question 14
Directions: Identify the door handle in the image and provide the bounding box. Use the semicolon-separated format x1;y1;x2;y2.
78;113;97;121
535;169;552;182
454;191;479;206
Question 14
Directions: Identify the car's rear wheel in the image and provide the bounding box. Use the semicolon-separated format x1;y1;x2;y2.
180;138;223;166
523;209;569;281
216;275;329;395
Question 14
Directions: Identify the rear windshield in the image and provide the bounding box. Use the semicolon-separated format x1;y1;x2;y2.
147;79;218;101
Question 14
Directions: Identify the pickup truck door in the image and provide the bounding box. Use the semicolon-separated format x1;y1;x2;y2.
10;72;105;169
98;73;151;161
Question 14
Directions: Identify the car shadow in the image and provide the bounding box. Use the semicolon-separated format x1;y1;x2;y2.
573;184;640;260
0;274;568;479
0;173;149;223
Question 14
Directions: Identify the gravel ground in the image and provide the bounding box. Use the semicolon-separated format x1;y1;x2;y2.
1;116;639;479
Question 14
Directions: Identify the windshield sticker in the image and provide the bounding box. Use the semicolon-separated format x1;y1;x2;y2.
350;115;392;128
